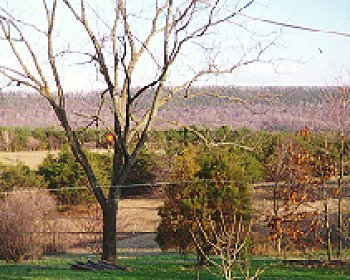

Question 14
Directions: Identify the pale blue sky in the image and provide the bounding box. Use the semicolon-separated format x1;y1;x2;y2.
0;0;349;90
235;0;350;86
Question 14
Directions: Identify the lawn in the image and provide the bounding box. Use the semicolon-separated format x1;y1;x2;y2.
1;253;350;280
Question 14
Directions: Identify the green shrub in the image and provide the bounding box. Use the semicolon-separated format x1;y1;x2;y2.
0;164;47;192
156;146;253;264
37;146;159;204
37;146;110;205
121;149;160;197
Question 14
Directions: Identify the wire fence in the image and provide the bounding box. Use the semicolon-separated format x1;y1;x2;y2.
0;180;350;259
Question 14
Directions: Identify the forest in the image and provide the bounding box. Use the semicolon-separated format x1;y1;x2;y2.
0;86;344;131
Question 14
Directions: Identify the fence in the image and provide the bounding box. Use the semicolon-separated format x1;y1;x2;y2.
252;180;350;257
0;180;350;259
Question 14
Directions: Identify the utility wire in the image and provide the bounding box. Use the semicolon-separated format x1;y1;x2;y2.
240;12;350;38
201;0;350;38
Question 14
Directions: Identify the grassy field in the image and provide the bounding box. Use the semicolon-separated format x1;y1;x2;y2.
0;253;350;280
0;150;59;170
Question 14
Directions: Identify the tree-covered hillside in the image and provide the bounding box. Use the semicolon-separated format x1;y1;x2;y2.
0;86;344;131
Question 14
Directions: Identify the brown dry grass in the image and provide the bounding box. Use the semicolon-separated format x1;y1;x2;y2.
55;199;163;253
0;149;111;170
252;187;350;217
0;151;59;170
64;199;163;233
118;199;163;233
18;193;350;254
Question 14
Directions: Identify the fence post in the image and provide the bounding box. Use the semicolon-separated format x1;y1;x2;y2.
338;125;345;258
337;172;343;258
273;183;281;255
197;179;206;266
323;184;332;262
325;202;332;261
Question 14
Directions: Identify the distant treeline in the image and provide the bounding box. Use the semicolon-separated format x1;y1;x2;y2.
0;125;348;155
0;86;336;105
0;86;344;130
0;126;349;203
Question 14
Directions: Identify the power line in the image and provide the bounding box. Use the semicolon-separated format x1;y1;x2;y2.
240;12;350;38
202;0;350;38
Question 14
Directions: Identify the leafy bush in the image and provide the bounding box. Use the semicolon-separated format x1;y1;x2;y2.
38;146;159;204
0;164;47;192
156;146;253;264
0;189;57;261
38;146;110;205
121;149;160;197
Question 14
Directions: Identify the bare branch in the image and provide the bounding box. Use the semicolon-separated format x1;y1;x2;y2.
0;67;39;91
45;0;65;106
62;0;114;91
157;117;255;151
0;19;46;90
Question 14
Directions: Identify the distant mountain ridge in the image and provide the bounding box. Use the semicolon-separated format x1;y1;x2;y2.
0;86;342;131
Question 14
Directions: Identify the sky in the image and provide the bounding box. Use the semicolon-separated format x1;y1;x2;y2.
0;0;349;91
234;0;350;86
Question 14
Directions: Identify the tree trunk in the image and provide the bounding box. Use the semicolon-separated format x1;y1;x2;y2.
102;199;118;263
196;247;209;266
324;201;332;261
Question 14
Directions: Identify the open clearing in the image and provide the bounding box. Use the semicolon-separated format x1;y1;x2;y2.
0;149;111;170
0;150;59;170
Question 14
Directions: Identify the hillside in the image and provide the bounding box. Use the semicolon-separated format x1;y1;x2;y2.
0;86;342;131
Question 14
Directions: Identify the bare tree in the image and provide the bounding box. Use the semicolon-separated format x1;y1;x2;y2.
0;0;276;262
324;84;350;258
191;212;264;280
